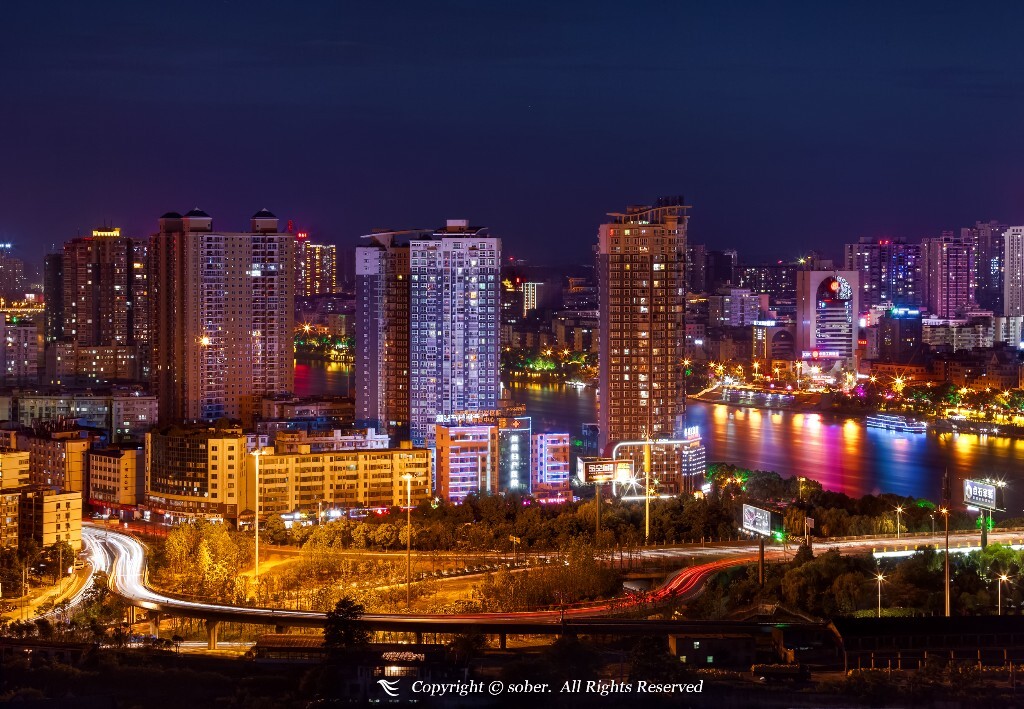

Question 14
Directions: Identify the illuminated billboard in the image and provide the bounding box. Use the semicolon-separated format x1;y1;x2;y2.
963;479;1003;511
742;504;773;537
578;457;634;484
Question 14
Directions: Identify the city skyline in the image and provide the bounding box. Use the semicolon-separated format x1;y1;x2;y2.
6;2;1024;266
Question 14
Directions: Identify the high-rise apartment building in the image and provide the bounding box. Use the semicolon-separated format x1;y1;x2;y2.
355;232;411;438
963;220;1008;313
409;222;501;448
357;221;501;449
0;244;27;301
707;288;765;326
1004;226;1024;317
150;210;294;425
921;233;975;318
1;318;38;385
296;232;338;296
597;197;688;493
43;253;64;343
63;228;149;348
47;227;150;385
843;237;921;308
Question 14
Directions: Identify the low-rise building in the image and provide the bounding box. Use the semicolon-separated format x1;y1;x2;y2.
272;427;389;454
16;426;94;493
144;423;249;524
434;423;499;504
0;492;18;549
88;446;144;515
0;449;29;490
252;441;431;516
260;396;354;422
19;487;82;551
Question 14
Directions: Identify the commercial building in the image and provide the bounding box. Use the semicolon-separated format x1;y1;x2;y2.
795;270;860;367
597;197;688;492
497;416;531;494
434;423;499;504
87;446;145;514
877;307;924;364
921;233;975;318
843;237;921;309
150;210;294;426
296;233;338;296
531;433;571;501
251;442;431;517
19;487;82;551
144;423;250;523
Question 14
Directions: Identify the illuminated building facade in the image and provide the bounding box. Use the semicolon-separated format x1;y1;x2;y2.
296;233;338;296
795;270;860;366
409;222;501;449
843;237;921;308
921;233;975;318
150;209;294;425
434;423;499;504
252;442;431;516
498;416;531;493
597;197;688;493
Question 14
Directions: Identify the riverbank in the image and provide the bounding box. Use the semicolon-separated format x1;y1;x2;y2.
691;388;1024;440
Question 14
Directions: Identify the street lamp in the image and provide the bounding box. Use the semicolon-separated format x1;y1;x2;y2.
895;505;903;540
876;572;885;618
401;473;413;609
999;573;1010;616
251;447;267;584
940;506;950;617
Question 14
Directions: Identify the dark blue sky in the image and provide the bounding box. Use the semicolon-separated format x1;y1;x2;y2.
3;1;1024;266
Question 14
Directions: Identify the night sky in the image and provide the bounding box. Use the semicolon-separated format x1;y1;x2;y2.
4;1;1024;267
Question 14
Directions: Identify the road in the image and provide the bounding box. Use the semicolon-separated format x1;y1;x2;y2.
86;525;1024;630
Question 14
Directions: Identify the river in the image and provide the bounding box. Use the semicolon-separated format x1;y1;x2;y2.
294;358;1024;514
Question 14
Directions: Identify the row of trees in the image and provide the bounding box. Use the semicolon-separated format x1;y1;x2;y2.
691;542;1024;621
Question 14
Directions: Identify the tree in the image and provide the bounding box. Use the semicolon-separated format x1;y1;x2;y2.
372;523;399;551
324;596;370;652
262;514;289;545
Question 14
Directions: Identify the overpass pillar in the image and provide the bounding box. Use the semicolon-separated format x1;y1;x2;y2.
206;619;219;651
275;625;288;634
499;633;507;650
148;613;160;637
414;632;423;644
